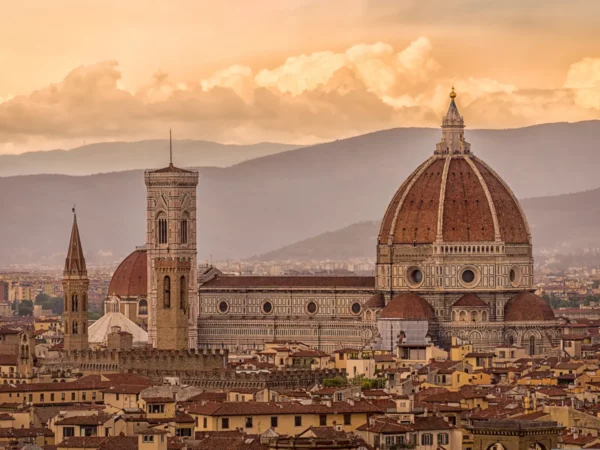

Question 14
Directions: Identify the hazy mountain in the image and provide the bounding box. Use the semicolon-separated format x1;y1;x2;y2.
2;121;600;266
254;186;600;260
0;140;300;176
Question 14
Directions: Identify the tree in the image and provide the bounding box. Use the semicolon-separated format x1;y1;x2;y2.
16;300;33;316
323;376;346;387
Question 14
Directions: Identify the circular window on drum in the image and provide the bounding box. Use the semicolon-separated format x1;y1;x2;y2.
218;301;229;314
306;301;318;315
405;266;424;288
509;266;522;287
262;301;273;314
458;266;480;288
351;302;362;315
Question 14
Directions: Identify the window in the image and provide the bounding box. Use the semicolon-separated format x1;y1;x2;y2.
270;417;278;428
180;218;188;244
471;311;477;322
351;302;361;314
72;321;78;335
50;393;54;402
164;276;171;308
180;276;187;311
149;404;165;414
105;428;110;437
319;415;327;426
64;427;75;437
116;393;120;401
307;302;317;314
336;393;343;402
344;414;351;425
218;301;229;313
143;435;154;443
176;429;192;437
245;417;253;428
294;416;302;427
92;392;96;401
221;418;229;429
158;216;168;244
139;299;148;316
203;418;207;428
438;433;449;445
28;394;32;403
72;294;78;312
40;394;44;402
61;393;65;401
71;393;76;401
422;433;433;446
262;301;273;314
529;336;536;355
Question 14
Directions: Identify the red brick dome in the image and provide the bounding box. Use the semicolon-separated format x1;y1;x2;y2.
378;155;530;246
504;292;555;322
380;293;434;320
108;250;147;297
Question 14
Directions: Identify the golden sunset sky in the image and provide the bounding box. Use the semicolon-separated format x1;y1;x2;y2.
1;0;599;154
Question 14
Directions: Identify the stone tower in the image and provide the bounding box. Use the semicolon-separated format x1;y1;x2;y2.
62;209;89;352
145;140;199;349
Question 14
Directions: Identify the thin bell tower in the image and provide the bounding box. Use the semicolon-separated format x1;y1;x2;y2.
62;208;89;352
145;132;199;349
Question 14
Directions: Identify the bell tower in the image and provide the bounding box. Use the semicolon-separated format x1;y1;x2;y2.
145;134;199;349
62;209;89;352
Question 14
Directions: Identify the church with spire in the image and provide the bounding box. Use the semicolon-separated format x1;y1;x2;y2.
62;209;89;352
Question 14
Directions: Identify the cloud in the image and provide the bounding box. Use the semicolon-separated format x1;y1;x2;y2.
0;37;599;154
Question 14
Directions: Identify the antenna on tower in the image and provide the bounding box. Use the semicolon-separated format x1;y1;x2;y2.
169;129;173;166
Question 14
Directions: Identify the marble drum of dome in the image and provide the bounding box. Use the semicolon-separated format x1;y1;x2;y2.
376;91;533;296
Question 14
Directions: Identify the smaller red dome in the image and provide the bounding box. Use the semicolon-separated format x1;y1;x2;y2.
108;250;147;298
380;293;434;320
504;292;555;322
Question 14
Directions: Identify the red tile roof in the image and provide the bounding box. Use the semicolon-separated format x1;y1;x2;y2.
504;292;556;322
452;294;488;308
188;401;382;416
380;293;433;320
201;276;374;289
108;250;147;297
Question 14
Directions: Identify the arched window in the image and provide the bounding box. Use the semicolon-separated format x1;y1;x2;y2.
72;321;78;335
459;311;466;322
180;215;188;244
471;311;477;322
64;320;69;335
72;294;78;312
529;336;536;355
157;214;168;245
451;311;456;321
139;299;148;316
180;276;187;311
82;293;87;311
482;311;488;322
164;276;171;308
508;335;515;346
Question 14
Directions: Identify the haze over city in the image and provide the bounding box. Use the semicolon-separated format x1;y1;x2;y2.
3;4;600;450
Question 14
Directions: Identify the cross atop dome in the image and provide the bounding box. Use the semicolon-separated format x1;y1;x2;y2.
435;88;471;155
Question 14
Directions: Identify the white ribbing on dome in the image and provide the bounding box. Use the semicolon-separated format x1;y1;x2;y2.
435;88;471;155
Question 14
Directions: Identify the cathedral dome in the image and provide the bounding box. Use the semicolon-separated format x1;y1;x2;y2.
378;154;530;245
108;250;147;297
380;293;434;320
378;93;530;247
504;292;555;322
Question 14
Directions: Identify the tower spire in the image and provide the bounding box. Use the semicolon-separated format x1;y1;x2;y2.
169;129;173;166
64;207;86;276
435;88;471;155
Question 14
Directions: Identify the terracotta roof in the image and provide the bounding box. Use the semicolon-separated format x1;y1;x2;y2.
357;417;410;434
0;428;54;438
55;413;112;426
97;436;138;450
187;401;382;416
364;292;385;308
380;293;433;320
379;154;530;245
108;250;147;297
504;292;556;322
452;294;488;308
149;164;194;174
57;437;105;448
0;354;18;365
143;397;175;404
200;276;374;289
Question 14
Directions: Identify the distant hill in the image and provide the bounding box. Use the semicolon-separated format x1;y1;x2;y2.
3;121;600;265
0;140;299;176
254;186;600;260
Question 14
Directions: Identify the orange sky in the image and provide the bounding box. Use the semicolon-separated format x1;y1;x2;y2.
1;0;599;154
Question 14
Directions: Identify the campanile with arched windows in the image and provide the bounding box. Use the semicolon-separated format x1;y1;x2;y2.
144;151;199;349
62;209;89;352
